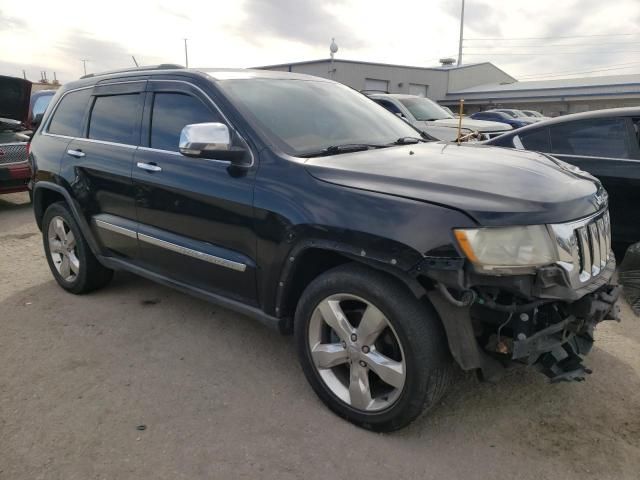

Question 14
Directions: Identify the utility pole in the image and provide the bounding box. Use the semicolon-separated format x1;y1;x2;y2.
457;0;465;66
81;59;89;76
184;38;189;68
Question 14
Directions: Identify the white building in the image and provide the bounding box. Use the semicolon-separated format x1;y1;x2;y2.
257;59;640;116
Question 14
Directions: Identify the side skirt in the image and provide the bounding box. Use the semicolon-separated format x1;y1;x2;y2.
99;255;281;332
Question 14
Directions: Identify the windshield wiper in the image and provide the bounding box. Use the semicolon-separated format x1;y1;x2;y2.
300;143;388;158
390;136;426;145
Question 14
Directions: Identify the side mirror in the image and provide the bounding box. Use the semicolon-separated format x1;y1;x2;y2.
32;113;44;128
179;122;247;164
395;112;405;118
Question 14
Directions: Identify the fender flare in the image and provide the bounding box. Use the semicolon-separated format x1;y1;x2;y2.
32;181;103;257
274;238;427;319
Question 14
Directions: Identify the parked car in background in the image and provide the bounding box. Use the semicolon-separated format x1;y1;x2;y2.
486;107;640;256
489;108;539;122
28;89;56;130
369;93;512;141
30;66;619;431
0;75;31;196
470;110;531;129
521;109;550;121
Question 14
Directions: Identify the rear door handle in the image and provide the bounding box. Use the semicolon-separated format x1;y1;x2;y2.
137;162;162;172
67;149;85;158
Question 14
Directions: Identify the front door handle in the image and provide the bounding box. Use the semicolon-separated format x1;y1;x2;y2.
67;149;85;158
137;162;162;172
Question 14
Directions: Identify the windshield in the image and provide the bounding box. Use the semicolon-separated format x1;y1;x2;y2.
218;79;420;156
397;97;453;121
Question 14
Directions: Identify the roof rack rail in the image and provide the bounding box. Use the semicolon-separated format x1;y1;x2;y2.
80;64;184;80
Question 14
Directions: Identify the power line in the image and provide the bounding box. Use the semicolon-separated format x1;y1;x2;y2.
462;50;640;56
464;33;639;41
518;62;640;79
464;41;640;48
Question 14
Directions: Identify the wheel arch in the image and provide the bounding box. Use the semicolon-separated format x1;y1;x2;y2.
32;181;103;257
275;240;428;333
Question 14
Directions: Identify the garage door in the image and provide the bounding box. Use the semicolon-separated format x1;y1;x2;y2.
409;83;428;97
364;78;389;93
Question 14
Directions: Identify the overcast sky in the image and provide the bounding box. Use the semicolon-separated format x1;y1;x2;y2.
1;0;639;84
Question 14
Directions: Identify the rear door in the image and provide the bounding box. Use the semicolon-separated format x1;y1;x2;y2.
132;80;258;305
548;116;640;247
62;81;145;259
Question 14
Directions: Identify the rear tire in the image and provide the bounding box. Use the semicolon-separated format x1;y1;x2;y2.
42;202;113;294
294;263;453;431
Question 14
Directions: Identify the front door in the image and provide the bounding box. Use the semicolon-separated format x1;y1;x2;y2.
132;80;258;304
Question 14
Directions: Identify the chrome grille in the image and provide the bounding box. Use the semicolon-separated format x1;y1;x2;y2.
0;143;28;165
549;210;612;288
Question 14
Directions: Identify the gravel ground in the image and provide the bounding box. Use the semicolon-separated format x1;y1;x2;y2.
1;191;639;480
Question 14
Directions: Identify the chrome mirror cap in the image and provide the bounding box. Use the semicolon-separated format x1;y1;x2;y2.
179;122;231;156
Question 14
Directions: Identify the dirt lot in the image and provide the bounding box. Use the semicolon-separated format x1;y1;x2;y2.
1;191;639;480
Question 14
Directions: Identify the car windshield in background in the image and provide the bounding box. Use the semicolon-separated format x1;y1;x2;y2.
398;97;452;121
219;79;420;157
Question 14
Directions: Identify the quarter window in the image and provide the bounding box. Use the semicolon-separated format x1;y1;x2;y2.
89;94;141;144
549;117;630;158
48;89;92;137
150;93;218;151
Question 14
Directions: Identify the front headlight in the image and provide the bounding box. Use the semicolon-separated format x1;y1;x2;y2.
454;225;557;273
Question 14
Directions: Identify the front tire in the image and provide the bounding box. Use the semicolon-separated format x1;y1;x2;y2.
42;202;113;294
294;263;452;431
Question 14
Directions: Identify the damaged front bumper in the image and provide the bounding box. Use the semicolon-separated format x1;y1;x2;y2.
424;254;621;383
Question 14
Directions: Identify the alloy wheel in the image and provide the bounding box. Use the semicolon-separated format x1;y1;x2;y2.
47;216;80;282
308;293;406;412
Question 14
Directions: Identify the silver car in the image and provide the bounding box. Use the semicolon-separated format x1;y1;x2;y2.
369;93;512;141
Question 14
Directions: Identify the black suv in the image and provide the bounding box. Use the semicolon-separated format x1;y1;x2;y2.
30;66;620;431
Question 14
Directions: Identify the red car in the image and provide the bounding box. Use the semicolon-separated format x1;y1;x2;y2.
1;75;35;195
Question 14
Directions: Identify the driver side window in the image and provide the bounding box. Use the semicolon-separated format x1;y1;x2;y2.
150;92;221;151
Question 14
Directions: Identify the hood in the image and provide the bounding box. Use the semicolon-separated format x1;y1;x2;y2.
0;75;32;129
429;118;512;132
421;124;472;142
304;142;603;226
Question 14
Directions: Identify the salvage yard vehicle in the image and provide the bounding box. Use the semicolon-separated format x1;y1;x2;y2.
368;93;512;141
470;110;531;129
486;107;640;257
30;66;620;431
0;75;31;195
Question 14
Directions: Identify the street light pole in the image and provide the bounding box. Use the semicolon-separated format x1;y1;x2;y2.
457;0;465;66
184;38;189;68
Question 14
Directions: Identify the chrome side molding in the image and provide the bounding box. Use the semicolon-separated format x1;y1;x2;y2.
94;218;246;272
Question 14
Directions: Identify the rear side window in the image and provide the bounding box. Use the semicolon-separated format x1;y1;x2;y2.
88;94;141;144
150;93;218;151
520;128;551;152
549;117;630;158
48;89;92;137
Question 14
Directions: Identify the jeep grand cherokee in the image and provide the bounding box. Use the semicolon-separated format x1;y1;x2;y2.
29;66;620;431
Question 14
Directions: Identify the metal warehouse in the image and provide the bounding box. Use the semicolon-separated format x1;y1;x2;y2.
257;59;640;116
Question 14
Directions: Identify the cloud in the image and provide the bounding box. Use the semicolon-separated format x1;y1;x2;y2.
55;31;165;75
441;0;503;38
237;0;364;47
0;9;26;30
